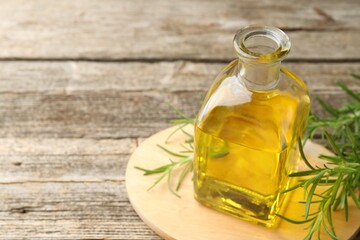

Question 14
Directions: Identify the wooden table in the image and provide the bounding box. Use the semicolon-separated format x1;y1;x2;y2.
0;0;359;239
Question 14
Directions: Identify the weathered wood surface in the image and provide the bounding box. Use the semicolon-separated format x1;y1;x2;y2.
0;0;359;239
0;0;359;60
0;61;359;139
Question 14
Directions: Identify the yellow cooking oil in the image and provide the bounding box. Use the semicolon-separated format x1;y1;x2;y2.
193;25;310;227
194;88;309;227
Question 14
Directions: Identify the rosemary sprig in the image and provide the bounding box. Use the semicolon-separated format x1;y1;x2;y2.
135;74;360;239
278;132;359;239
135;119;194;198
277;75;360;239
306;79;360;142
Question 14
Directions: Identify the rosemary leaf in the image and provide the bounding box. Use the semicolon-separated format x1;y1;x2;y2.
156;144;188;158
298;138;316;170
336;80;360;102
275;214;316;224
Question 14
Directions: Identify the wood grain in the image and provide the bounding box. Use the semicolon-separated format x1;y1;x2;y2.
1;61;360;93
0;136;159;239
0;182;160;239
0;61;358;138
0;0;358;60
0;138;135;182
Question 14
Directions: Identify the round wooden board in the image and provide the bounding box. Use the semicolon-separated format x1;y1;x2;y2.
126;126;360;240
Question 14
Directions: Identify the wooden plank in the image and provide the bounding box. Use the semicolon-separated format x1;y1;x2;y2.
0;58;357;137
0;90;355;139
0;0;358;60
0;137;156;238
0;182;160;239
0;61;358;138
1;61;359;93
0;138;136;182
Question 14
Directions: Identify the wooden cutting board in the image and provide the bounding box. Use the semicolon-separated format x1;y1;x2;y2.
126;125;360;240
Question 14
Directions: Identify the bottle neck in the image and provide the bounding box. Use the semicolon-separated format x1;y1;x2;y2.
233;25;291;91
238;60;281;91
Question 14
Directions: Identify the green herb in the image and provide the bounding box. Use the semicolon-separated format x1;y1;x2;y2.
276;75;360;240
135;121;194;198
135;74;360;239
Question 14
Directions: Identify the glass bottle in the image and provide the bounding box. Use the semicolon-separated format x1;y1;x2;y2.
193;25;310;227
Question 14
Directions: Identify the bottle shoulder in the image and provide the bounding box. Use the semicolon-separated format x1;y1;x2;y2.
208;60;309;97
198;61;309;116
278;67;309;97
